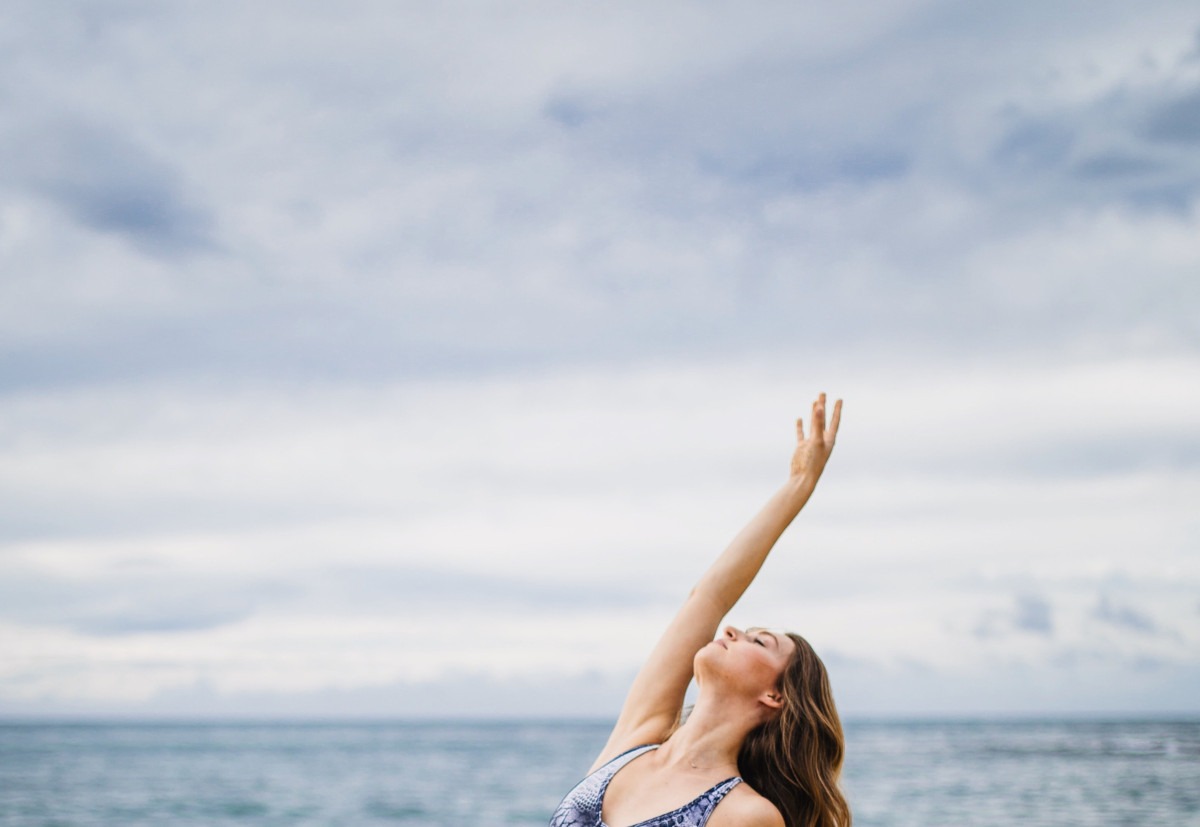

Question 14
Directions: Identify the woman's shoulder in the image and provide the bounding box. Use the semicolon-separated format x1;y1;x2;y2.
709;782;785;827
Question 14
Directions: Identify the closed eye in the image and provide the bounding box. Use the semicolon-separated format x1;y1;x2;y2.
754;637;766;646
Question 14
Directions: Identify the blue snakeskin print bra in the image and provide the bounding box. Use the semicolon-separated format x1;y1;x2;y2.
550;744;742;827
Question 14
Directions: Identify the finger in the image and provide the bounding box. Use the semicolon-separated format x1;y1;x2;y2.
828;398;843;443
796;416;805;442
812;393;826;439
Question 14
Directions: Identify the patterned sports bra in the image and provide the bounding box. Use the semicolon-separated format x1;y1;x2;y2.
549;744;742;827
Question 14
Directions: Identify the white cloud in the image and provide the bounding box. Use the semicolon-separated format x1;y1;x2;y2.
1;353;1197;713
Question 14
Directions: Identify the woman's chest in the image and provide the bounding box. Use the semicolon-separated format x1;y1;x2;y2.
601;763;738;827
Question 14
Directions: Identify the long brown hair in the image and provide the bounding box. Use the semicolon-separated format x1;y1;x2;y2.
737;632;851;827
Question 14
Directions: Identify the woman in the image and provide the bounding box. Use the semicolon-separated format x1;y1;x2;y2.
550;393;849;827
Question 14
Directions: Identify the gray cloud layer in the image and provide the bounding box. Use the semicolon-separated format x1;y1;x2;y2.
7;118;216;254
2;2;1198;392
0;564;652;637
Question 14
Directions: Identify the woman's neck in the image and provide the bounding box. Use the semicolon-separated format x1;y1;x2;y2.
657;696;759;774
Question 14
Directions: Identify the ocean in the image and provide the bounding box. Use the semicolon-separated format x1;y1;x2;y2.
0;719;1196;826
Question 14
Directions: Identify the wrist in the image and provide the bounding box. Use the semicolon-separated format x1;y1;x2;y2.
783;475;817;502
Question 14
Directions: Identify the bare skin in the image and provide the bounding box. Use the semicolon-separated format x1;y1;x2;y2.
590;393;843;827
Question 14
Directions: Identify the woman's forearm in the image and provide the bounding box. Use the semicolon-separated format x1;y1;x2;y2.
691;477;815;613
691;394;840;614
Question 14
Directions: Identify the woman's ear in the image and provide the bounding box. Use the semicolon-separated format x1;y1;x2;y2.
759;688;783;710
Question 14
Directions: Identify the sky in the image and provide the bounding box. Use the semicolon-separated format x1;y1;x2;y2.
1;0;1198;719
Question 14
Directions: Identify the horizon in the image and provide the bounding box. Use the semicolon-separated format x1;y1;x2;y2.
3;712;1199;724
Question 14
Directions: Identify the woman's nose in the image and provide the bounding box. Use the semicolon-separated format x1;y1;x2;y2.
723;626;741;640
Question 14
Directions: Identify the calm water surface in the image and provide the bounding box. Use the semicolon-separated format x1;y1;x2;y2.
0;720;1197;826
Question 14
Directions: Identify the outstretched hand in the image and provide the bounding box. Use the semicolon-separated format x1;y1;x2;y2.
790;392;842;491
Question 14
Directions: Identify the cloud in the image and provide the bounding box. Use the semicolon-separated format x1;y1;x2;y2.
1091;595;1160;635
0;352;1196;715
991;78;1200;212
0;567;263;636
3;119;216;254
973;594;1055;639
1013;595;1055;635
0;2;1196;396
0;562;653;639
1144;87;1200;144
1;0;1199;716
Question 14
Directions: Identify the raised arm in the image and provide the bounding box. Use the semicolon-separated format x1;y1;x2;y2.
591;394;842;769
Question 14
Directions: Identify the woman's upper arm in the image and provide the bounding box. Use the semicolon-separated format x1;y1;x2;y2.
589;589;724;770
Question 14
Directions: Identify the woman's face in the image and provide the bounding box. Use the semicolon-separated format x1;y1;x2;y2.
697;625;796;696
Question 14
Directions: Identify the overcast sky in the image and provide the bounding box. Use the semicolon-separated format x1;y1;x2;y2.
1;0;1198;719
